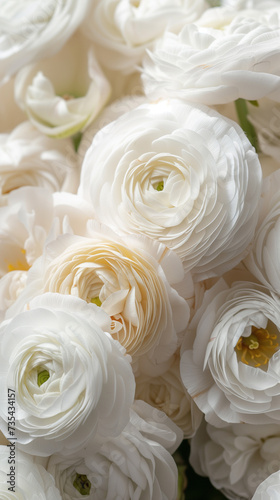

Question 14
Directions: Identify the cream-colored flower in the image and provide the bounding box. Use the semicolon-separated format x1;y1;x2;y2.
0;122;78;201
190;419;280;499
15;32;111;139
181;280;280;426
135;353;202;437
79;98;262;281
252;471;280;499
0;187;94;276
8;225;190;376
46;400;183;500
0;0;92;85
244;170;280;295
0;447;62;499
0;187;95;317
222;0;280;9
82;0;207;74
0;293;135;456
142;9;280;104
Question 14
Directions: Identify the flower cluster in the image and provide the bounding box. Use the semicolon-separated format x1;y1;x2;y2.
1;1;280;499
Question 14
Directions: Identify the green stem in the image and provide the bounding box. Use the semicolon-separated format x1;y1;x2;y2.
235;99;259;152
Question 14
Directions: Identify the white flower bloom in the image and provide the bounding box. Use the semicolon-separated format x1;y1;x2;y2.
222;0;280;9
0;187;94;276
252;470;280;499
180;280;280;426
0;122;78;201
79;98;262;281
15;32;111;139
0;187;95;316
244;170;280;295
7;224;190;376
82;0;207;74
0;0;92;85
0;293;135;456
135;353;202;438
0;446;62;499
46;400;182;500
190;419;280;499
248;99;280;162
142;10;280;105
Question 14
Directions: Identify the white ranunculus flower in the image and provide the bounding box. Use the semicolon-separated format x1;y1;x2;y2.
190;419;280;499
221;0;280;9
252;471;280;499
248;99;280;162
0;0;92;86
0;187;95;276
82;0;207;74
244;170;280;295
180;280;280;426
46;400;183;500
135;353;203;438
142;9;280;105
0;187;95;316
0;293;135;456
78;98;262;281
0;446;62;499
15;32;111;139
7;224;190;376
0;122;78;201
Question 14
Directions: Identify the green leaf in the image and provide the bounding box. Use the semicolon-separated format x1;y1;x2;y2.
235;98;259;152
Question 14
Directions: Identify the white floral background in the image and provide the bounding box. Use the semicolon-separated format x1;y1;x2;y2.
1;0;280;499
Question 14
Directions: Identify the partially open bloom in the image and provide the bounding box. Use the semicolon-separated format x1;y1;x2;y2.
0;187;94;277
46;400;183;500
244;170;280;295
181;280;280;426
0;447;62;499
79;98;262;280
0;122;78;201
82;0;207;74
9;224;190;376
142;9;280;105
0;0;92;85
0;187;95;316
15;32;111;138
0;293;135;456
190;419;280;499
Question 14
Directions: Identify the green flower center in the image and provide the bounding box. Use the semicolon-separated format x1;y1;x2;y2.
91;296;102;306
154;181;164;191
37;370;50;387
73;473;91;496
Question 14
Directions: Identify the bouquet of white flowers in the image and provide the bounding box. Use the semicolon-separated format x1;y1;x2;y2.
1;1;280;499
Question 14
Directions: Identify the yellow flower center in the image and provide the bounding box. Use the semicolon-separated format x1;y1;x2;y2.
235;326;279;368
73;474;91;496
90;296;102;306
7;249;30;273
37;370;50;387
